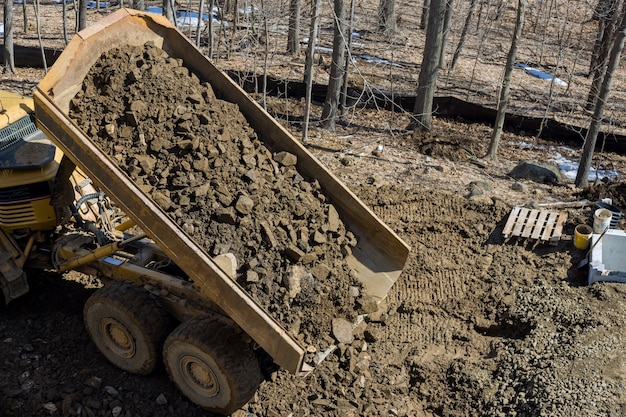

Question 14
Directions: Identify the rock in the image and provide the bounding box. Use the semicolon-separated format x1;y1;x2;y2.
83;376;102;389
509;161;562;184
327;204;340;233
284;244;305;262
274;151;297;166
111;405;123;417
332;318;354;344
104;386;119;396
283;265;311;298
469;180;493;192
43;402;57;413
214;253;237;279
155;393;168;405
235;194;254;215
511;181;528;192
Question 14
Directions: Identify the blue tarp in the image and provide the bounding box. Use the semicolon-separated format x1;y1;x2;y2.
515;63;567;87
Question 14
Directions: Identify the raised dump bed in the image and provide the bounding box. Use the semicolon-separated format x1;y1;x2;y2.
34;8;409;375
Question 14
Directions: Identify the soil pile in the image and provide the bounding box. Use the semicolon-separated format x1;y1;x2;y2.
68;42;361;354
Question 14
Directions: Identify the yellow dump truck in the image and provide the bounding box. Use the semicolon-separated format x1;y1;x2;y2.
0;8;409;415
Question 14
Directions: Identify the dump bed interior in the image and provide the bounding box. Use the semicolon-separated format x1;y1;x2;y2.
34;8;410;374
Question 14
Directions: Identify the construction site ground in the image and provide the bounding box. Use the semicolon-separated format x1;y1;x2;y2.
3;2;626;416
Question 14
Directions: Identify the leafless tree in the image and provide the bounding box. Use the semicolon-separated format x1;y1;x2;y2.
587;0;621;109
163;0;176;24
421;0;431;30
439;0;454;68
62;0;70;45
378;0;396;34
133;0;145;10
341;0;355;119
287;0;301;54
485;0;526;160
320;0;347;131
576;0;626;187
21;0;28;32
3;0;15;74
450;0;478;71
302;0;322;141
78;0;87;31
33;0;48;73
409;0;447;131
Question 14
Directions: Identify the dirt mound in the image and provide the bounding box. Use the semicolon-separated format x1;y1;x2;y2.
69;42;360;354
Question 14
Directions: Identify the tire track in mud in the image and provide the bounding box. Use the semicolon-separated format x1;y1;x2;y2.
365;189;508;348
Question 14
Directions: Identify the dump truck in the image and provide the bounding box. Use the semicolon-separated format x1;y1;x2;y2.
0;8;410;415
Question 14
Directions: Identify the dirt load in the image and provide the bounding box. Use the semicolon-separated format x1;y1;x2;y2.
68;42;361;355
5;1;626;415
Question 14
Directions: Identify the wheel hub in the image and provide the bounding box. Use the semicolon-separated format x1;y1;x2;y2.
181;355;220;397
101;318;136;358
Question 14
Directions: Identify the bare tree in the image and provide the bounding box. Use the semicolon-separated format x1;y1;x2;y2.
439;0;454;68
78;0;87;31
34;0;48;73
450;0;477;71
587;0;621;109
302;0;322;141
484;0;526;160
21;0;28;32
62;0;70;45
320;0;347;131
341;0;355;119
378;0;396;34
409;0;447;131
576;0;626;187
287;0;301;54
421;0;431;30
163;0;176;24
3;0;15;74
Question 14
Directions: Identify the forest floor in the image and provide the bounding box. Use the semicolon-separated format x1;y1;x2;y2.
3;1;626;417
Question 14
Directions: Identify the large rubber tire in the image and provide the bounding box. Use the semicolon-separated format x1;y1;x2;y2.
163;316;263;415
83;281;172;375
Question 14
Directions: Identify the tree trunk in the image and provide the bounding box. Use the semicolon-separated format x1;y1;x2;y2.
439;0;454;68
450;0;477;71
62;0;69;45
207;0;215;57
78;0;87;31
21;0;27;32
587;0;620;109
341;0;355;119
196;0;205;47
378;0;396;34
320;0;347;131
3;0;15;73
484;0;526;160
302;0;322;141
576;1;626;187
163;0;176;24
409;0;446;131
287;0;301;54
421;0;431;30
34;0;47;73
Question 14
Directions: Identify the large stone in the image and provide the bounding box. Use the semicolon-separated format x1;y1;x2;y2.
332;318;354;344
509;161;562;184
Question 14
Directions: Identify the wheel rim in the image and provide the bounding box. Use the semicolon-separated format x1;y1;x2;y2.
180;354;220;397
100;317;136;358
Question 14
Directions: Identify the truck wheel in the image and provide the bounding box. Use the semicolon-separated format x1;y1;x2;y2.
163;316;263;415
83;281;172;375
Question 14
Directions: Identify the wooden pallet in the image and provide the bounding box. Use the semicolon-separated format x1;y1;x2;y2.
502;206;568;245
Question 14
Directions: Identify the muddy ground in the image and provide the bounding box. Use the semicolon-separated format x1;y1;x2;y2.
3;1;626;417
